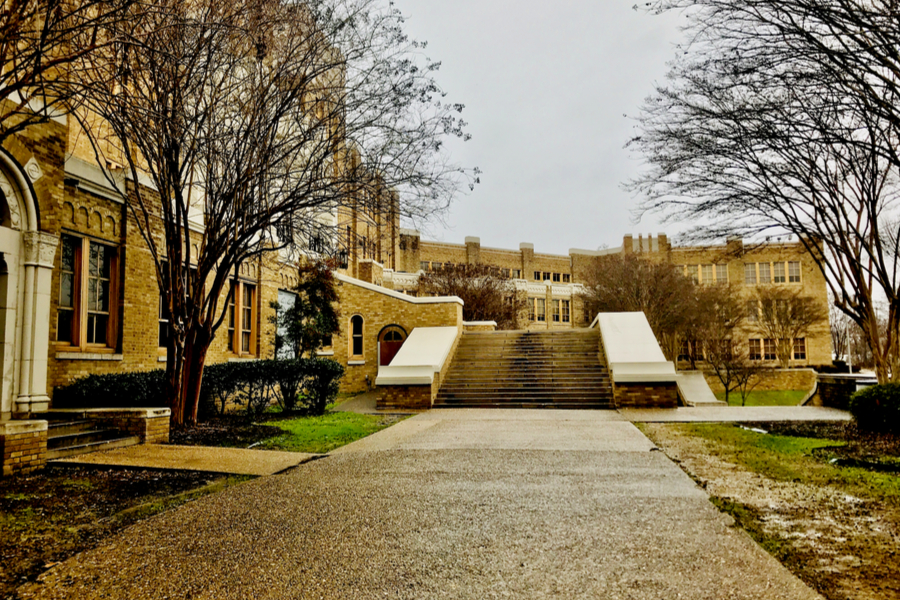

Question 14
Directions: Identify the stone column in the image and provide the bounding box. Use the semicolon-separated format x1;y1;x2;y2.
520;243;534;280
465;236;481;265
14;231;58;417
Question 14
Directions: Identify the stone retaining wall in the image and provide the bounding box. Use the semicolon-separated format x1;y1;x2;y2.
614;382;679;409
703;368;817;393
0;420;48;477
377;384;433;411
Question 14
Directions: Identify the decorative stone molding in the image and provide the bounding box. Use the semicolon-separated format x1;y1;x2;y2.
0;170;23;229
23;231;59;268
23;158;43;183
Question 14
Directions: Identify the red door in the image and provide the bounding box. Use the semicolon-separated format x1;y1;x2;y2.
379;328;406;365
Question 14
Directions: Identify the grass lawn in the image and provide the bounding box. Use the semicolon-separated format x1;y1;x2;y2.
713;389;808;406
662;423;900;504
255;411;403;454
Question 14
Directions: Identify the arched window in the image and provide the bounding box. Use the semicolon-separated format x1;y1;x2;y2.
378;325;407;366
350;315;364;357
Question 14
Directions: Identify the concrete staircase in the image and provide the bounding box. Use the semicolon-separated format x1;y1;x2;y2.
434;329;614;409
45;412;140;460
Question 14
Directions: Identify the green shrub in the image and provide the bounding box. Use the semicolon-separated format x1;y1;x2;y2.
54;370;166;409
300;358;345;416
849;383;900;433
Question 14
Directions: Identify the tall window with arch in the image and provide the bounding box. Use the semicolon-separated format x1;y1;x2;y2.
350;315;364;358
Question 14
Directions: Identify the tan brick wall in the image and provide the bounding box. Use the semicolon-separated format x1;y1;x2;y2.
614;382;679;408
463;323;497;332
377;384;432;410
332;278;462;393
1;426;47;477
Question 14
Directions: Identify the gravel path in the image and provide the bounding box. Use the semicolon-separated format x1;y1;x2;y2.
19;410;821;599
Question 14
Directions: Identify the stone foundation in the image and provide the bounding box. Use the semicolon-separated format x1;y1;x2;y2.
1;420;48;477
377;384;433;411
614;382;679;409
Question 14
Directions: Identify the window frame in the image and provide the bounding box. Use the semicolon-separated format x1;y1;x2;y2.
227;279;258;356
350;314;364;358
56;233;119;351
749;338;762;361
793;337;807;360
561;299;570;323
788;261;801;283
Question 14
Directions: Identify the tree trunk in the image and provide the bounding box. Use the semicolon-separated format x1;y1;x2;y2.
179;327;211;425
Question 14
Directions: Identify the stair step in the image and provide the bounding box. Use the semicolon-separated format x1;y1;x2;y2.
46;435;141;460
47;420;95;436
47;429;126;449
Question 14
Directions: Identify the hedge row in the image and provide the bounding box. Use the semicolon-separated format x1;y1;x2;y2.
53;358;345;418
849;383;900;434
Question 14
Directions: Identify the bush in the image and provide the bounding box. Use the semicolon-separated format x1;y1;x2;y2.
198;358;345;418
849;383;900;433
54;370;167;409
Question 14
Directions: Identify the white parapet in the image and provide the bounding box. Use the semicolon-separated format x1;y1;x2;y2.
592;312;676;384
375;326;459;386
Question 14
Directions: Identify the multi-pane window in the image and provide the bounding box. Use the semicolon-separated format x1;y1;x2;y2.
746;301;758;322
552;272;561;283
501;268;510;278
749;339;762;360
716;264;728;283
758;262;771;284
701;264;713;284
56;234;117;348
227;280;257;355
562;274;571;283
773;262;786;283
511;269;521;279
744;263;757;284
763;338;777;360
788;261;801;282
793;338;807;360
552;300;561;322
687;265;699;283
535;298;546;322
534;271;541;281
561;300;570;323
420;261;429;271
528;298;536;321
543;272;552;282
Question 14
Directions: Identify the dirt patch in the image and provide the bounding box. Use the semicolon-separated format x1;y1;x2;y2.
169;416;283;447
0;466;235;598
643;423;900;600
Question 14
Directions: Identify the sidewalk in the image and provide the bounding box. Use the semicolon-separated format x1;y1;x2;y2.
620;405;850;422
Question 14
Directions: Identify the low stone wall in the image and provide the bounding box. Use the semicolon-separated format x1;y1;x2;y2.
810;375;867;410
52;408;171;444
614;382;679;409
463;322;497;332
1;420;48;477
703;368;817;393
377;384;433;411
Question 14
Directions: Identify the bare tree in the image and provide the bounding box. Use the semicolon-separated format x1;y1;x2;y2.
0;0;136;142
418;264;525;330
582;254;697;360
76;0;476;425
753;288;826;368
631;0;900;383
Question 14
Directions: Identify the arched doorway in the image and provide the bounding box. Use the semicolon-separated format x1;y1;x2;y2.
0;149;58;418
378;325;407;366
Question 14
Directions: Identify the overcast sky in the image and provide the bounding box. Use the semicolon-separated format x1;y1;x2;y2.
393;0;688;255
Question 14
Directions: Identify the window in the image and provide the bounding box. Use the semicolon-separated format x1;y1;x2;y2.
758;262;771;283
749;339;762;360
420;261;429;271
788;261;801;283
56;234;118;348
535;298;546;322
763;338;777;360
350;315;364;357
679;339;692;361
534;271;541;281
701;264;713;284
562;274;571;283
511;269;521;279
275;289;298;358
227;280;257;355
746;301;758;323
793;338;807;360
552;272;561;283
773;261;786;283
561;299;570;323
744;263;757;284
716;264;728;283
687;265;699;283
528;298;536;321
552;300;561;322
543;272;552;282
501;268;510;278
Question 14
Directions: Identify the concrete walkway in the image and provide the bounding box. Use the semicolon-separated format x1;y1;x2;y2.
22;409;822;599
53;444;319;476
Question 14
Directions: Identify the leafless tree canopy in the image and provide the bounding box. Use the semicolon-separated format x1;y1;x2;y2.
72;0;476;424
753;287;826;368
630;0;900;382
418;264;525;330
0;0;135;142
582;254;697;360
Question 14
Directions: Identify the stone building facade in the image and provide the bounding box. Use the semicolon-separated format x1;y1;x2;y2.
386;231;832;367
